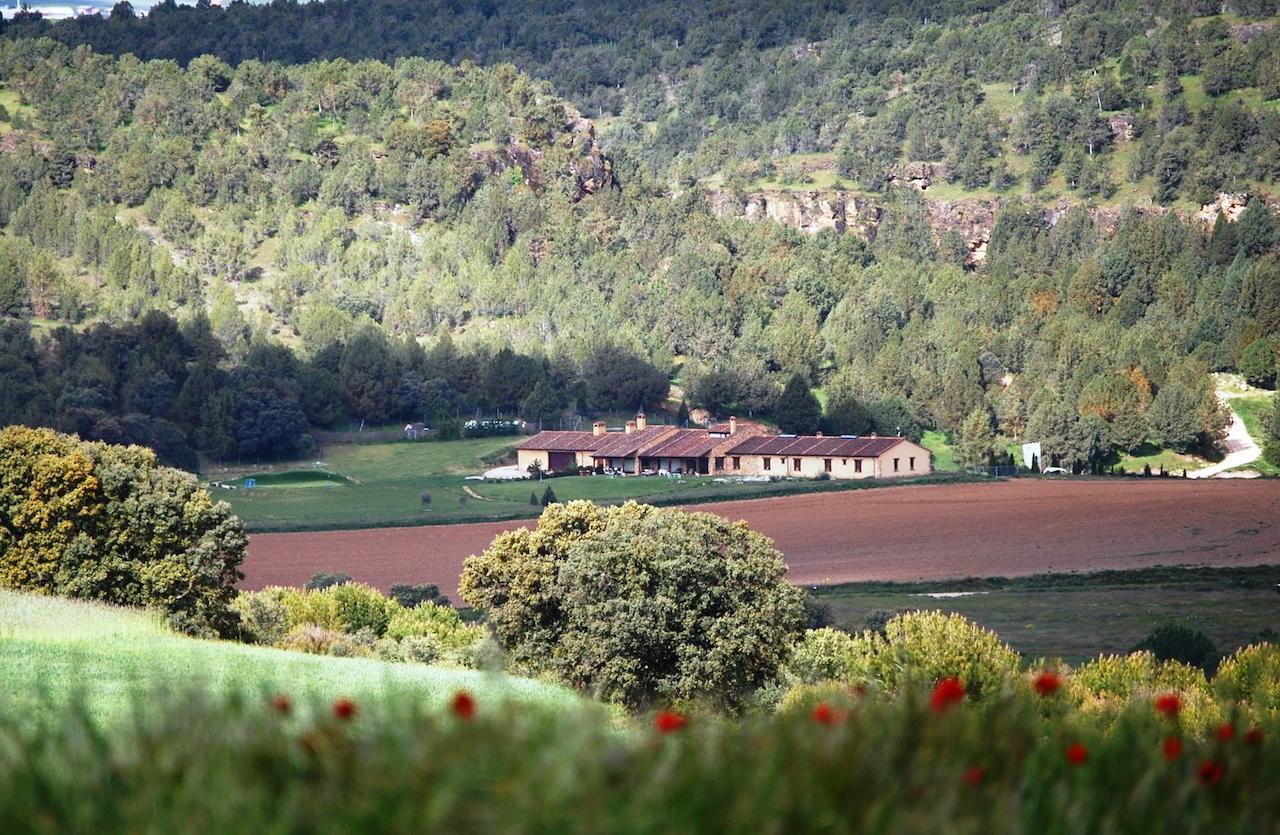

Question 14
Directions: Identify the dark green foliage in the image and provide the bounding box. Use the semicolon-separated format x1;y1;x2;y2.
1130;624;1220;675
1240;338;1277;389
305;572;352;592
822;392;872;436
540;485;557;506
1237;200;1278;259
774;374;821;435
581;349;669;412
1147;383;1205;452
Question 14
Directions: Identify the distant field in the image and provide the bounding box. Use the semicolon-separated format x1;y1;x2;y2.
209;437;965;532
0;590;578;727
813;565;1280;664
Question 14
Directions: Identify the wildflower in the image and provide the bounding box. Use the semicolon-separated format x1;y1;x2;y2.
333;698;357;721
1065;742;1088;766
1154;693;1181;718
451;691;476;721
812;702;844;726
1162;736;1183;762
1215;723;1235;742
1033;671;1062;697
963;766;985;786
270;693;292;716
930;677;966;713
1197;760;1223;787
1243;727;1264;747
655;710;687;734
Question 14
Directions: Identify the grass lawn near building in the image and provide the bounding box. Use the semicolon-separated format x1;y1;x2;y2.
205;436;971;532
811;565;1280;664
0;590;579;728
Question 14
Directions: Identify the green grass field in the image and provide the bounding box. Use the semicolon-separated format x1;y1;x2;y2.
1230;392;1279;476
921;430;958;471
812;565;1280;664
0;590;578;727
207;437;970;531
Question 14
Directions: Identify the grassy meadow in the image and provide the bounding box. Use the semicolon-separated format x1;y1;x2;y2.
812;565;1280;664
1229;392;1279;477
0;590;579;727
205;436;969;531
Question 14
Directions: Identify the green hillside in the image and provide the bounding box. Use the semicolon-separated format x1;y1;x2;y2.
0;590;579;726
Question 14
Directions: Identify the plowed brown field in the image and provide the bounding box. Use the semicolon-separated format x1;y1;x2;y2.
243;479;1280;601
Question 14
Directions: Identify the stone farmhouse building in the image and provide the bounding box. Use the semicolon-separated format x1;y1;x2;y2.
515;414;932;480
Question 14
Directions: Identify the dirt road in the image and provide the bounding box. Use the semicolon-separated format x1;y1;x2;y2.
242;479;1280;601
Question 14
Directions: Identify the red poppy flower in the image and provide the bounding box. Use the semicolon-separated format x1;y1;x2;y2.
1215;723;1235;742
812;702;844;726
451;691;476;721
1243;727;1264;747
1154;693;1181;718
270;693;292;716
655;710;687;734
931;677;966;713
1033;671;1062;697
1162;736;1183;761
1197;760;1223;786
332;698;357;721
963;765;985;786
1065;742;1088;766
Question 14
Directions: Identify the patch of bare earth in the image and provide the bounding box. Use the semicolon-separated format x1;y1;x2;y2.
242;479;1280;601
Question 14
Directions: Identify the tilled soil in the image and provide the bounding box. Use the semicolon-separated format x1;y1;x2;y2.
243;478;1280;601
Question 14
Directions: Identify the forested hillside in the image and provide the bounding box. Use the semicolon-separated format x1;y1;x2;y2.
0;1;1278;471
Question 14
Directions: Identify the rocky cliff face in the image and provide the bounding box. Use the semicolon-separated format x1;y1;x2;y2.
706;187;1276;266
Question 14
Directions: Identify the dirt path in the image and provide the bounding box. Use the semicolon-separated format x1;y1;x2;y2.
243;479;1280;601
1189;390;1262;479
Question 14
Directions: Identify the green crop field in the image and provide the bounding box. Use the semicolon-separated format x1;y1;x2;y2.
206;437;969;531
812;566;1280;664
0;590;579;727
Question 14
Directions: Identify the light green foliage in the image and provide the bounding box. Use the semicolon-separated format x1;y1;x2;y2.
849;610;1022;698
462;501;806;710
385;601;483;651
789;627;863;685
1215;643;1280;713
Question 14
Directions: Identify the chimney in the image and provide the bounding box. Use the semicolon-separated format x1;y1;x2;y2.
729;416;737;435
625;420;636;434
635;412;647;430
593;421;606;437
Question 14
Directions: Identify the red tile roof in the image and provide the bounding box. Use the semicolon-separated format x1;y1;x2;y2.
727;435;908;458
591;426;678;458
640;429;718;458
515;431;607;452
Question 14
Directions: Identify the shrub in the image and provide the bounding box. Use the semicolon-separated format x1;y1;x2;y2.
852;610;1021;698
789;628;863;684
398;634;444;663
330;582;397;636
306;572;351;591
385;601;479;649
0;427;246;637
230;588;292;645
1214;643;1280;713
1131;624;1220;675
461;501;806;710
278;624;344;655
388;583;449;609
275;586;341;632
1263;442;1280;467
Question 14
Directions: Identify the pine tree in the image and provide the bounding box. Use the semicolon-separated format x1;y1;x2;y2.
541;485;557;506
774;374;821;434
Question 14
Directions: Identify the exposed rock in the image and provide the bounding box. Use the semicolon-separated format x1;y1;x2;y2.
887;161;947;192
1198;193;1250;224
925;198;1000;265
709;189;881;237
1231;21;1277;43
1107;114;1134;144
792;41;823;61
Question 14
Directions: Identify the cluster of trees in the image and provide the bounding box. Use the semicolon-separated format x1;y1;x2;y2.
0;312;670;468
0;426;245;635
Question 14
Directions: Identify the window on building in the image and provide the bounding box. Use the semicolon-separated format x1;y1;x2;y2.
823;458;832;473
714;457;725;470
732;456;741;470
841;458;847;465
855;459;862;473
793;458;802;471
893;458;900;472
909;456;916;470
763;457;771;471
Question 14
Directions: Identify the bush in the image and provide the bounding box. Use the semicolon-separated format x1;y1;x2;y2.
1068;651;1219;727
230;588;292;645
0;427;246;637
851;610;1021;698
1214;643;1280;713
275;586;341;632
789;628;861;684
306;572;351;591
330;582;397;636
388;583;449;608
385;601;480;649
1263;442;1280;467
460;501;805;710
1130;624;1220;675
278;624;344;655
